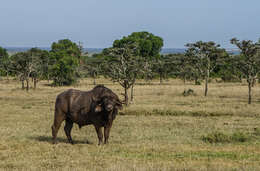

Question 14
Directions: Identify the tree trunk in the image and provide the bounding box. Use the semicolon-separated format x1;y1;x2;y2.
93;72;97;85
252;78;256;87
205;77;208;96
248;81;252;104
159;73;162;85
124;86;128;106
239;75;242;83
6;71;9;81
47;73;50;83
33;78;37;89
195;77;200;85
124;87;129;106
22;80;25;89
130;84;134;102
205;69;209;96
26;79;29;91
93;77;96;85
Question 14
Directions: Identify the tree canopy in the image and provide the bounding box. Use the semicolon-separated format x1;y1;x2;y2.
112;31;163;58
101;43;149;105
50;39;81;86
80;55;103;85
51;39;81;59
230;38;260;104
9;48;49;90
185;41;227;96
0;47;10;77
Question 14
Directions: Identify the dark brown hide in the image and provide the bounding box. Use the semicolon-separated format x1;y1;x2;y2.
51;85;123;145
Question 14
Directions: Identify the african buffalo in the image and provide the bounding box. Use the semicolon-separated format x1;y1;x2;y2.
51;85;123;145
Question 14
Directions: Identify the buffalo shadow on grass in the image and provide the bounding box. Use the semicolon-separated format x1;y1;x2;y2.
29;135;93;144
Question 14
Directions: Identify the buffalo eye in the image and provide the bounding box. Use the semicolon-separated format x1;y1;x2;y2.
106;104;114;111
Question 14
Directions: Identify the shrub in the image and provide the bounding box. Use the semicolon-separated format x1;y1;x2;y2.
182;89;196;96
253;128;260;136
202;131;251;143
202;132;231;143
231;132;250;142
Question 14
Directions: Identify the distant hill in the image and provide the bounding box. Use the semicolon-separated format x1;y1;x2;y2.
5;47;240;55
160;48;240;55
5;47;104;55
161;48;186;54
5;47;102;53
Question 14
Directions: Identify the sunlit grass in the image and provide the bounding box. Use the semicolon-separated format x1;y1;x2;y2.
0;77;260;170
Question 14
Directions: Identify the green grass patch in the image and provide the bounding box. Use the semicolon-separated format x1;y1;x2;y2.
120;109;235;117
253;128;260;136
202;131;254;143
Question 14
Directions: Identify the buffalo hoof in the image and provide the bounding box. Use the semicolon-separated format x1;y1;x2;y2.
69;141;74;145
52;139;57;144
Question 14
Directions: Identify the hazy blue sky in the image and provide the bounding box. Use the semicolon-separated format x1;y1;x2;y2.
0;0;259;48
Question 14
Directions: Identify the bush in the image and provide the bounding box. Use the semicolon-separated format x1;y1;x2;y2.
220;73;241;82
202;132;231;143
195;80;201;85
231;132;250;142
253;128;260;136
182;89;196;96
202;131;251;143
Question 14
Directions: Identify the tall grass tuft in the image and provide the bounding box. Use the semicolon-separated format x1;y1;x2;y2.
202;131;252;143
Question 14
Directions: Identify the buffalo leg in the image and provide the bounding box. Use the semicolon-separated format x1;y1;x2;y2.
64;119;74;144
104;124;112;144
51;111;65;144
94;125;103;145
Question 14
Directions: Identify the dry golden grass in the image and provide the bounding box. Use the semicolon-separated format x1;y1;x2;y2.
0;78;260;170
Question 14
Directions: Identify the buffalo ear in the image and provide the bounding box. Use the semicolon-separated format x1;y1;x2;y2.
115;100;123;110
115;104;123;110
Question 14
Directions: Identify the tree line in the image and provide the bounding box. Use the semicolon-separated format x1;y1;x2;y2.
0;31;260;105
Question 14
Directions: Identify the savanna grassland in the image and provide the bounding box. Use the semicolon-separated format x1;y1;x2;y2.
0;78;260;171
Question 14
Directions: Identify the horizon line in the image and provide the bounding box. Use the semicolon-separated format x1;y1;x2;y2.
3;46;238;50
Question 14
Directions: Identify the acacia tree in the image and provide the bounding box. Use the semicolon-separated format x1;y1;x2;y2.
107;31;163;101
11;51;40;91
9;48;48;90
101;43;146;105
169;53;197;84
151;54;174;84
230;38;260;104
185;41;226;96
217;53;242;83
27;48;50;89
80;55;103;85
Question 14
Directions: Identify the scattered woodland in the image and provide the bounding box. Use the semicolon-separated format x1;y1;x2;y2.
1;32;260;105
1;31;260;170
